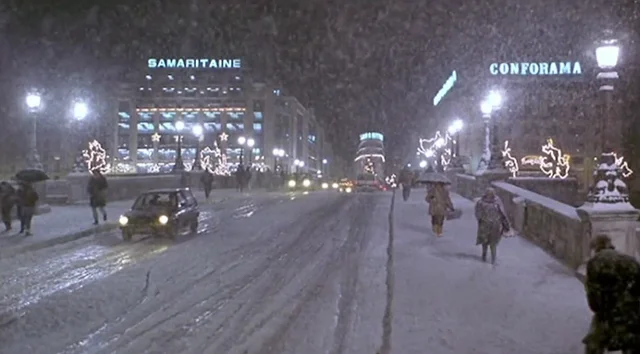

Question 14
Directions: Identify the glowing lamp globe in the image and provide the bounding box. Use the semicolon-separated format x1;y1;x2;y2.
488;91;502;107
419;160;428;168
238;136;246;145
192;124;203;137
247;138;255;148
73;102;88;120
448;119;464;134
596;44;620;69
26;93;41;110
480;101;493;115
175;120;185;131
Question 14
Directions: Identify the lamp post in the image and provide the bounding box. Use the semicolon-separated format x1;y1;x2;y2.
246;138;255;166
595;38;620;153
294;159;304;173
191;124;204;170
272;148;285;171
322;158;328;176
173;120;185;171
238;136;246;165
25;93;43;170
476;91;503;174
447;119;463;157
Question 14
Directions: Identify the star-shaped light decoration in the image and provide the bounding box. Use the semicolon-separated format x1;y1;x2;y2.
219;132;228;141
151;132;161;142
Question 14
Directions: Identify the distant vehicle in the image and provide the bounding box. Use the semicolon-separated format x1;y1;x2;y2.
338;178;353;193
287;173;314;191
118;188;200;240
355;173;384;192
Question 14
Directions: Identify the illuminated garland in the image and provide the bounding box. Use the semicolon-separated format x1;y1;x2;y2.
417;130;453;159
501;140;519;177
539;138;570;179
200;142;231;176
82;140;111;174
364;158;375;174
603;152;634;178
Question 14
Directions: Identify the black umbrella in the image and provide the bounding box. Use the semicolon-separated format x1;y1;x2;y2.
416;171;451;185
15;168;49;183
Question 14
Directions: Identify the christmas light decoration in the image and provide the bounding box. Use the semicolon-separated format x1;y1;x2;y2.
151;132;161;142
539;138;571;179
603;152;634;178
148;163;160;173
200;142;231;175
82;140;111;174
417;130;453;159
364;158;375;174
501;140;519;177
521;155;544;167
219;132;228;141
114;163;136;174
440;148;452;167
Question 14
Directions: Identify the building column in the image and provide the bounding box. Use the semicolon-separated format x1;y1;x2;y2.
129;105;138;168
152;111;160;164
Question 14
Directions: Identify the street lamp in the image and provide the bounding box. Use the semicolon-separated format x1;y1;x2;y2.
419;160;428;168
294;159;304;172
272;148;285;170
25;92;43;170
191;124;204;170
595;39;620;152
447;119;464;158
172;120;185;171
73;101;89;120
477;91;503;174
238;136;254;165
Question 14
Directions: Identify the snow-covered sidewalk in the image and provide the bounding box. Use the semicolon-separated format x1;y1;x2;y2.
390;190;592;354
0;188;248;258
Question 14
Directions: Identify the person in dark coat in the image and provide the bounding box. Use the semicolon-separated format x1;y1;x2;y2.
200;170;214;199
474;187;509;264
16;181;38;236
87;171;108;225
0;181;16;232
235;164;245;192
244;166;252;190
583;234;640;354
399;167;412;201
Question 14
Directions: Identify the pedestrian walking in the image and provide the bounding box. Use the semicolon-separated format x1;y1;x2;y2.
474;187;509;264
200;170;214;199
16;181;38;236
87;170;108;225
582;234;640;354
0;181;16;232
426;182;453;237
235;164;245;192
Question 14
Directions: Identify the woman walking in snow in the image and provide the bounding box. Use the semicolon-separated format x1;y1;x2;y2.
474;187;509;264
426;182;453;237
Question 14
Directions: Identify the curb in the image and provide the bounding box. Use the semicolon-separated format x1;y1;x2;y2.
0;223;119;259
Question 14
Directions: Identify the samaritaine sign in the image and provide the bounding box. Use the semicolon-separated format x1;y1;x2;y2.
148;58;242;69
489;61;582;76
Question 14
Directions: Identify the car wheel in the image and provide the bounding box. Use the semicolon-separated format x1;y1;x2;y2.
190;218;199;233
122;230;133;241
167;223;179;239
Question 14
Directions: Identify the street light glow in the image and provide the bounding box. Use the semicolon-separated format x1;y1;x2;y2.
192;124;203;137
26;93;41;110
425;149;434;158
322;159;328;164
247;138;255;147
488;91;502;107
448;119;464;134
73;102;88;120
175;120;185;131
480;100;493;115
238;136;246;145
435;138;445;148
419;160;428;168
596;44;620;69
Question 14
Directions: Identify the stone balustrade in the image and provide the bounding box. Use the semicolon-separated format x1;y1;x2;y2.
491;181;640;269
506;177;580;207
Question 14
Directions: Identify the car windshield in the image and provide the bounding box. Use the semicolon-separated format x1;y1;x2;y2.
133;192;178;211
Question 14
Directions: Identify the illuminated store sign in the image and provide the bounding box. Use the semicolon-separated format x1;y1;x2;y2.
433;71;457;106
360;132;384;141
148;58;242;69
489;62;582;76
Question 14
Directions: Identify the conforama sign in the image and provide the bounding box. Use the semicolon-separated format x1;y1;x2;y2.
489;61;582;76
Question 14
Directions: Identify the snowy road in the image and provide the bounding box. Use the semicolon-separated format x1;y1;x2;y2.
0;189;594;354
0;191;391;354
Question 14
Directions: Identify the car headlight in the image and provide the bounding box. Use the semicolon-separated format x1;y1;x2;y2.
321;182;329;189
346;187;352;193
288;180;296;188
119;215;128;226
332;183;339;189
302;179;311;187
158;215;169;225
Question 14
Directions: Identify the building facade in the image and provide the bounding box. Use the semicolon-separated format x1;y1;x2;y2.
427;56;622;190
354;132;385;177
112;58;332;174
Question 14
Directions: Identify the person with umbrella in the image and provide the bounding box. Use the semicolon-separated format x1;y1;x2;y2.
420;171;454;236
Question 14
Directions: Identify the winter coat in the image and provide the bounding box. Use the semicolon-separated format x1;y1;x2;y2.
399;168;412;186
16;185;39;208
426;184;453;216
583;248;640;351
87;175;108;208
0;182;16;210
201;171;214;186
474;195;509;246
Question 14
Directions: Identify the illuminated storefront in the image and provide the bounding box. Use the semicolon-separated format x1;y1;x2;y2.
355;132;385;175
114;58;294;173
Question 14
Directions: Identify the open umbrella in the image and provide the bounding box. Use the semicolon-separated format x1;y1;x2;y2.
15;168;49;183
417;171;451;185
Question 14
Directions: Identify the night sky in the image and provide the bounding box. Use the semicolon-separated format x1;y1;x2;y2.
0;0;637;163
